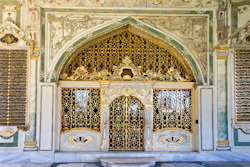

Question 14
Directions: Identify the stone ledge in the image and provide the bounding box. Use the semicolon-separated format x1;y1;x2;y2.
100;157;156;167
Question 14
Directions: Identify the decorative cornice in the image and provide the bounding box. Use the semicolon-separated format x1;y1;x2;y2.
29;0;222;8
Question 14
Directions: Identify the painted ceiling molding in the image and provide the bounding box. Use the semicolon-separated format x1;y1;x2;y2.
27;0;224;8
138;16;208;80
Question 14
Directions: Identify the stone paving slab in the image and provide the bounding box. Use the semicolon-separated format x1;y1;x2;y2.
1;161;250;167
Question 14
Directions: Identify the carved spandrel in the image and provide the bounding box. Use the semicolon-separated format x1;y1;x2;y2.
47;14;114;62
138;16;208;80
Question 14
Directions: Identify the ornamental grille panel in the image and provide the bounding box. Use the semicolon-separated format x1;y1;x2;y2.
235;49;250;123
109;96;144;150
61;88;100;132
153;89;192;132
0;49;29;130
61;30;192;81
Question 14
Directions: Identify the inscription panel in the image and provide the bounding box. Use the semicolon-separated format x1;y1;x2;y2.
235;49;250;123
0;49;29;131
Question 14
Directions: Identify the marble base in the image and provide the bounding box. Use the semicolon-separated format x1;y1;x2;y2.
1;152;250;163
216;145;231;151
100;157;156;167
23;146;39;152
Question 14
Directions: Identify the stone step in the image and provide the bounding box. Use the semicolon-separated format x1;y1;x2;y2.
100;157;156;167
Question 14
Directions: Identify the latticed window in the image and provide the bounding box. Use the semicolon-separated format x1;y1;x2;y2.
61;88;100;132
153;89;192;132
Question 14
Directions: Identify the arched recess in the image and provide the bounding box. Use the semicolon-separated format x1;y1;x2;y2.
49;16;205;85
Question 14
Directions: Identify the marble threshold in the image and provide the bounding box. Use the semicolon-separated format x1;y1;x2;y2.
0;152;250;163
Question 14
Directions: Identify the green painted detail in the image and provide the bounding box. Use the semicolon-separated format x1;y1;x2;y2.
234;130;250;146
209;52;213;85
218;111;228;141
209;12;214;86
0;132;18;147
41;8;208;15
73;38;86;47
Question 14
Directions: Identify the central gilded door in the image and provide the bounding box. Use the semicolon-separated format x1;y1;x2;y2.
109;95;144;150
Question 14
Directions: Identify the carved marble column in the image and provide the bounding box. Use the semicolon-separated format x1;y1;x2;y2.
23;58;38;151
145;105;153;151
144;85;154;151
100;82;110;151
216;48;230;151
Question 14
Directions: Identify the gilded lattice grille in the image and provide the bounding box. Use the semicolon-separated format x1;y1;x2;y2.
0;49;29;130
109;96;144;150
235;49;250;123
61;88;100;132
62;30;191;80
153;89;192;132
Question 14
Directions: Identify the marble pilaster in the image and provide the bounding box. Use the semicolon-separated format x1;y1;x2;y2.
100;82;110;151
23;59;38;151
216;48;230;151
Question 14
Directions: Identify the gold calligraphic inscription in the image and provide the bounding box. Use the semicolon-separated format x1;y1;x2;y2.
61;30;192;82
153;89;192;132
0;49;29;131
235;49;250;123
109;96;144;150
61;88;100;132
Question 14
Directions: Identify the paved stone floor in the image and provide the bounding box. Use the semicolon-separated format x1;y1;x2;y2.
1;162;250;167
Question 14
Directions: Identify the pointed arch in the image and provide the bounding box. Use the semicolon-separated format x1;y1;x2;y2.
49;17;205;85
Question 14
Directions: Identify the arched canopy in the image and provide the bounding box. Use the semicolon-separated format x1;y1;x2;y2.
51;17;204;85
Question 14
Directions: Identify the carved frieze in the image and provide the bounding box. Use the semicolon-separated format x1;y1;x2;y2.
61;129;100;151
158;131;187;147
153;129;192;150
60;57;193;82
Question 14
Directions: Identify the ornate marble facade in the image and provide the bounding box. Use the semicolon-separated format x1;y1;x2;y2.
0;0;250;163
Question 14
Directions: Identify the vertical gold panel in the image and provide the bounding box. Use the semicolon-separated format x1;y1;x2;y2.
109;96;144;150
